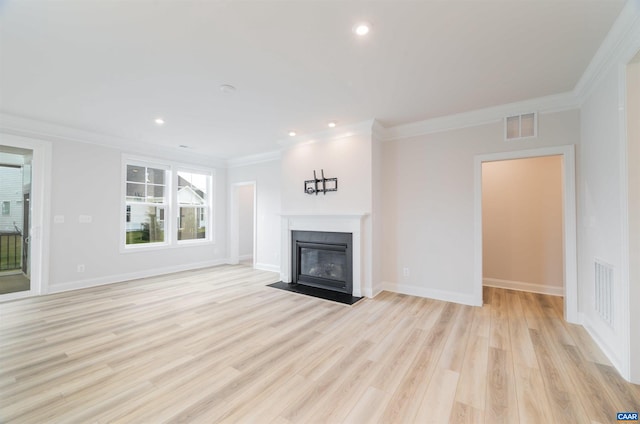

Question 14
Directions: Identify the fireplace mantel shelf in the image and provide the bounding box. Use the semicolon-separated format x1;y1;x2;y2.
280;213;369;218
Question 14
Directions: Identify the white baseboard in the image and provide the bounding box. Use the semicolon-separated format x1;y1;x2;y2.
238;254;253;261
483;277;564;296
580;312;627;380
254;263;280;273
381;281;479;306
370;284;385;298
47;259;228;294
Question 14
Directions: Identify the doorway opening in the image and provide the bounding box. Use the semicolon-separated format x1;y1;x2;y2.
482;156;564;296
0;134;51;302
229;182;256;267
474;145;578;323
0;146;32;296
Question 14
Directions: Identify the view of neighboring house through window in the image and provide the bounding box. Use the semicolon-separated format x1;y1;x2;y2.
123;158;213;249
177;171;209;241
125;164;167;245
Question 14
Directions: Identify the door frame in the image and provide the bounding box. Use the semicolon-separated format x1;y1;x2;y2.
474;145;578;323
229;181;257;266
0;133;52;301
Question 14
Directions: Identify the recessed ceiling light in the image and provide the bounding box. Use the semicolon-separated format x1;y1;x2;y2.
328;121;337;128
155;118;165;125
219;84;236;94
288;131;297;137
353;22;371;36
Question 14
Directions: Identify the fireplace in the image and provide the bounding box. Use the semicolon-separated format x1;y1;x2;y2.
291;230;353;294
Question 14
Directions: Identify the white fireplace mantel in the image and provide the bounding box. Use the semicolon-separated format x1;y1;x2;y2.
280;213;370;298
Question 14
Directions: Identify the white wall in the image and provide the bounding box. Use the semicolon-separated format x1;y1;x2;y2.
47;138;227;291
381;109;580;304
280;134;372;215
238;184;254;258
227;159;281;272
482;156;564;293
627;55;640;384
280;129;376;294
579;63;629;377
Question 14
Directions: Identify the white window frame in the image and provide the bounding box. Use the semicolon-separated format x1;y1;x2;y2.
122;158;171;250
120;155;215;252
175;166;214;245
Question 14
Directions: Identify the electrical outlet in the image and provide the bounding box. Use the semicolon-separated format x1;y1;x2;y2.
403;267;410;277
77;264;85;273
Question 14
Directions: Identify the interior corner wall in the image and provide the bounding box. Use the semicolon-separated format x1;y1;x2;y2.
579;61;630;376
371;130;384;295
482;156;564;292
227;159;281;272
381;109;580;305
237;184;255;258
47;138;228;292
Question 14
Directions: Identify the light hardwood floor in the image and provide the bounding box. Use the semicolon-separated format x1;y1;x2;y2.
1;265;638;423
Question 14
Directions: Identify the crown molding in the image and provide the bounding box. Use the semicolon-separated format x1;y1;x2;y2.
0;112;227;168
276;119;377;150
226;150;281;168
371;119;388;141
382;91;578;141
574;0;640;105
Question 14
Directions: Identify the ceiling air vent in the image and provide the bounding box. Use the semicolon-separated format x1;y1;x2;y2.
504;112;537;141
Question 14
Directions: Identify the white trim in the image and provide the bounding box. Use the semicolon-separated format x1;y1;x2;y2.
575;0;640;105
238;254;253;261
175;167;215;246
474;145;578;323
580;312;624;374
0;133;52;299
254;263;280;273
48;259;227;294
483;278;563;297
0;112;226;168
226;151;280;168
618;61;632;382
277;120;376;150
383;92;577;141
120;155;217;253
381;282;477;306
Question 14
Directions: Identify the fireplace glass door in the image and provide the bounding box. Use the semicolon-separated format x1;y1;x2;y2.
291;231;353;294
299;244;347;282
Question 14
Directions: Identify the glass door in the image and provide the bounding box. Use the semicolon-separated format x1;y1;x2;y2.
0;147;32;296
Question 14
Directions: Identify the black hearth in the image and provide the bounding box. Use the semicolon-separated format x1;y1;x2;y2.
291;230;353;294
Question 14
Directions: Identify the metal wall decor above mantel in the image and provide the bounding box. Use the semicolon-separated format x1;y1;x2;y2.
304;169;337;195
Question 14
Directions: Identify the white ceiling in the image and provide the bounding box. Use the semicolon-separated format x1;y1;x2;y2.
0;0;625;160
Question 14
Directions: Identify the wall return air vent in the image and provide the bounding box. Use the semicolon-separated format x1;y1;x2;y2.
504;112;537;141
594;259;614;328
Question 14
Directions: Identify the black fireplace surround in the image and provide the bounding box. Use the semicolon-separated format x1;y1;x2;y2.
291;230;353;294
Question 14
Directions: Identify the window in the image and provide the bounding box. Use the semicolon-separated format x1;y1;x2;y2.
1;201;9;216
177;171;209;241
124;164;168;246
123;158;213;250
